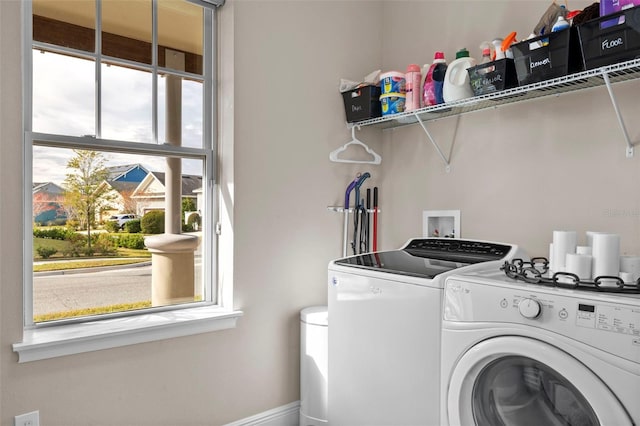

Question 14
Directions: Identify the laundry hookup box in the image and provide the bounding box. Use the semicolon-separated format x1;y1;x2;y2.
341;85;382;123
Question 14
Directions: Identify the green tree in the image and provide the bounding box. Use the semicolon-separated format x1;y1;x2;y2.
182;197;196;217
62;150;112;254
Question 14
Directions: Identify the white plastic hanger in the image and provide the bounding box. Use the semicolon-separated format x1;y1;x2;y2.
329;127;382;165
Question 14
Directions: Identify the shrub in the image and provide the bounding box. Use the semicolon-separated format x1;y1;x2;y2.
115;234;146;250
141;211;165;234
94;233;118;255
187;213;201;228
62;233;87;257
36;246;58;259
124;219;141;234
33;227;75;241
104;220;121;233
65;219;80;231
182;223;194;232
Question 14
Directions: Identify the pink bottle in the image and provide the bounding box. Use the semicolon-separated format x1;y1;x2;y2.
422;52;448;106
404;64;422;111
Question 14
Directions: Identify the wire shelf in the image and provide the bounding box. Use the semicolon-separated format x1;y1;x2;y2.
352;58;640;130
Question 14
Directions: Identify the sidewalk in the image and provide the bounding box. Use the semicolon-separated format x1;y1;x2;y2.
33;258;151;276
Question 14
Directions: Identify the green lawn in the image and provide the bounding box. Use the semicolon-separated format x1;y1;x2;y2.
33;258;150;272
33;236;151;272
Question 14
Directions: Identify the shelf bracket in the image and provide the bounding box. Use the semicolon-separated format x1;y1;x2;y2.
413;112;453;172
602;71;635;158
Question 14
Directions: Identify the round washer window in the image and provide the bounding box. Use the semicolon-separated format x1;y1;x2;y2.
472;355;599;426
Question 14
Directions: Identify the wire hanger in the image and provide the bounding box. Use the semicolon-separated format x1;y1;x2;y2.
329;126;382;165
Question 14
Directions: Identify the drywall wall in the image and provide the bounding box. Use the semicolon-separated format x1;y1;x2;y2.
4;1;639;425
377;1;640;258
0;1;383;425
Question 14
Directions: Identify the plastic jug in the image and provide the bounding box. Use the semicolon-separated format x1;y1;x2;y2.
422;52;448;106
443;48;477;103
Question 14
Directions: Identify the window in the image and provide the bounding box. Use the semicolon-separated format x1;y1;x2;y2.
15;0;239;362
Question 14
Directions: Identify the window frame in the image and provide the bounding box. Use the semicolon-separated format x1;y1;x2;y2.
14;0;241;363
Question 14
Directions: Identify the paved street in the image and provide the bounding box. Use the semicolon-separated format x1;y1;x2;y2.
33;246;204;317
33;264;152;316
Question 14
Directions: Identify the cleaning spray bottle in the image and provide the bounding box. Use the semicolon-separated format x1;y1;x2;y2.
479;41;492;64
422;51;448;106
443;48;477;103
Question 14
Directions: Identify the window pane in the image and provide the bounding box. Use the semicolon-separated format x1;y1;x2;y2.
102;0;152;65
33;0;96;53
158;0;203;74
32;146;206;322
101;62;153;143
158;75;204;148
32;50;95;136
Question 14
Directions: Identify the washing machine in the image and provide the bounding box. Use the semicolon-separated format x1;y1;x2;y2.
440;270;640;426
327;238;525;426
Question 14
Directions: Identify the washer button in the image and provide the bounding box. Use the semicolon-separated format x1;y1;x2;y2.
559;308;568;320
500;298;509;308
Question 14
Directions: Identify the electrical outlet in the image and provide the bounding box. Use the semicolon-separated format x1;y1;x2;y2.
15;411;39;426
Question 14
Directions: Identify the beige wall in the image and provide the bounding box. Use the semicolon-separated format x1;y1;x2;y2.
2;0;639;425
0;1;382;425
377;1;640;257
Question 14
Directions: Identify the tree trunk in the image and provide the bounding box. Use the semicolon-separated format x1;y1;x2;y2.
86;207;92;254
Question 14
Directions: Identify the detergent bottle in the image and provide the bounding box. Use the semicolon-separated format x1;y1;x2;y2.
443;48;477;103
422;51;448;106
551;15;570;32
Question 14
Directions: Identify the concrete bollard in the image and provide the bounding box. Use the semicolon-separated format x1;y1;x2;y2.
145;233;200;307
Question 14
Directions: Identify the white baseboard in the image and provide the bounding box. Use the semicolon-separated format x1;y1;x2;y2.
224;401;300;426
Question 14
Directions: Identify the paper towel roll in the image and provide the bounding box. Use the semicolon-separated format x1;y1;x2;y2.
565;253;592;280
576;246;592;256
591;233;620;278
620;255;640;281
552;231;577;271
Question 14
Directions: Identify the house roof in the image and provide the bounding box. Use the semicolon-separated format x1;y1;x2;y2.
107;181;139;194
148;172;202;196
106;164;149;181
32;181;64;194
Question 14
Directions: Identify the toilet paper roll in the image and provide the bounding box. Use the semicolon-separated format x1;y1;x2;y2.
591;233;620;278
576;246;592;256
565;253;592;280
620;255;640;281
586;231;604;247
552;231;577;271
619;271;634;283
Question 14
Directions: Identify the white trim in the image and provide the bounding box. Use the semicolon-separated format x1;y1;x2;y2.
13;306;242;363
186;0;225;9
224;402;300;426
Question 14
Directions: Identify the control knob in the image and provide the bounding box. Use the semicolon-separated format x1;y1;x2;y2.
518;298;541;319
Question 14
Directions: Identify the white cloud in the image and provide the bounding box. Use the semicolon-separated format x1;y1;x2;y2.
32;50;205;184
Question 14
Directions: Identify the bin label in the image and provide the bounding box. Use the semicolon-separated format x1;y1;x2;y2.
600;34;626;55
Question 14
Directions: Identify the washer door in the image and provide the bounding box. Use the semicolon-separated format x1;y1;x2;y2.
446;336;632;426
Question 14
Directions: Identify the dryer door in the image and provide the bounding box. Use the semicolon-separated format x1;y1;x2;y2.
446;336;632;426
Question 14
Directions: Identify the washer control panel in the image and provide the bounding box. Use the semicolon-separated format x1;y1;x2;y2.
444;275;640;362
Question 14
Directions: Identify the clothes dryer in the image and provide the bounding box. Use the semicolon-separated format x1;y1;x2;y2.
440;270;640;426
328;238;524;426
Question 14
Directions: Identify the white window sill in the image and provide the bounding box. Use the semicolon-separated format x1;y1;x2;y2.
13;305;243;363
